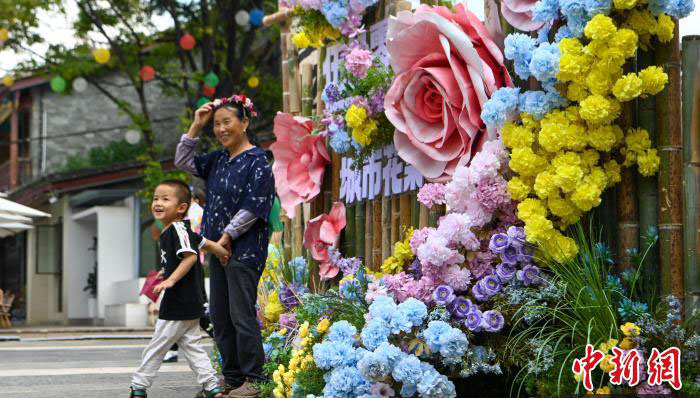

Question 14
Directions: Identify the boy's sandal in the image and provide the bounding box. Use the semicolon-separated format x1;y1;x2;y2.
194;387;223;398
130;388;147;397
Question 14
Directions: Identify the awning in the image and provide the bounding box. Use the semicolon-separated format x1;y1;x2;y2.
0;222;33;238
0;196;51;237
0;197;51;218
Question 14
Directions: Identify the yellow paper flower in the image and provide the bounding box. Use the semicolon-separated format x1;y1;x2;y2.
560;38;584;55
543;233;579;262
317;318;330;334
585;15;617;40
588;125;618;152
524;215;555;242
508;177;532;201
637;149;660;176
639;66;668;96
345;105;367;129
510;147;548;177
554;164;584;193
566;82;590;102
580;95;620;125
264;291;285;323
620;336;638;350
621;322;641;337
534;171;559;199
611;29;639;58
596;386;612;395
571;181;602;212
614;0;638;10
613;74;643;101
292;32;312;49
625;128;652;153
299;321;310;338
501;123;534;149
517;198;548;220
656;14;675;42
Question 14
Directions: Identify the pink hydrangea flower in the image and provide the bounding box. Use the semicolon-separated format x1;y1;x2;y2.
298;0;322;10
472;175;511;211
469;251;497;279
417;183;446;208
417;230;465;269
443;265;472;292
436;213;480;251
345;46;373;79
409;227;430;255
365;279;390;304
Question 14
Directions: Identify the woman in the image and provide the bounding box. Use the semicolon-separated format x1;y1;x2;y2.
175;95;274;398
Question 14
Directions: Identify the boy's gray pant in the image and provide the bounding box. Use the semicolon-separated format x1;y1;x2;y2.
131;318;218;391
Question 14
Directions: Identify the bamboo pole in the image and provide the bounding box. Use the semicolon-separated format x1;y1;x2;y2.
419;204;429;228
302;63;321;289
400;193;411;238
373;198;383;270
682;35;700;314
344;204;356;257
411;192;419;228
391;195;400;245
280;14;292;261
293;205;303;259
617;60;639;270
656;23;685;298
382;195;391;259
288;37;301;115
365;202;373;269
356;202;366;260
637;48;660;292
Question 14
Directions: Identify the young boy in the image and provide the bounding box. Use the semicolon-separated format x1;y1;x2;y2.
130;180;228;398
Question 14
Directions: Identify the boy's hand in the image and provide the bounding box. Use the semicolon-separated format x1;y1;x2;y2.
153;279;175;294
217;234;233;267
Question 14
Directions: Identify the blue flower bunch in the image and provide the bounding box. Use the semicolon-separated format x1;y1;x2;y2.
367;295;428;335
422;320;469;365
320;0;379;30
481;35;567;126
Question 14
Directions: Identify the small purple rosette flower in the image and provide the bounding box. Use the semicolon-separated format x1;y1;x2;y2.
471;282;489;302
279;284;300;309
465;308;483;332
481;310;505;332
479;275;502;297
507;226;526;248
488;233;510;254
501;245;519;265
517;245;534;263
517;264;542;286
448;296;472;319
495;263;516;283
432;285;456;306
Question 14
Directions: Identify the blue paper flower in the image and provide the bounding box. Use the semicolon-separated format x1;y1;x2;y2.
392;355;422;392
529;43;560;82
423;321;452;353
328;320;357;345
437;328;469;364
361;318;390;351
313;341;357;369
519;91;552;119
321;0;349;29
481;87;521;128
504;34;537;79
397;298;428;327
584;0;611;17
417;367;457;398
374;342;403;368
357;351;390;380
533;0;561;22
369;296;397;323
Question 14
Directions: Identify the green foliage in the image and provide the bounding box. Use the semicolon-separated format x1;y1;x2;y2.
0;0;62;52
295;291;368;330
292;364;325;398
138;155;188;200
61;139;149;172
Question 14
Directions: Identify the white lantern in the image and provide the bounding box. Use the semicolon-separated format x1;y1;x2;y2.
235;10;250;26
125;129;141;144
72;77;88;93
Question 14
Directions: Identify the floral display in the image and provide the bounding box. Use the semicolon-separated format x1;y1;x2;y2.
501;0;546;31
384;3;512;181
271;112;331;219
303;202;348;280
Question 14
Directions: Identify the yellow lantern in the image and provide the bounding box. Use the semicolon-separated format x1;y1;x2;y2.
0;28;9;43
94;48;111;64
2;75;14;87
248;76;260;88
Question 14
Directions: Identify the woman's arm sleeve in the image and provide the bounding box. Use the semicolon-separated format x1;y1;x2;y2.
223;209;258;240
174;134;199;175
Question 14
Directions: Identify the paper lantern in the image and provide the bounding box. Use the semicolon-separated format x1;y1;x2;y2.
50;77;67;93
94;48;111;64
125;129;141;144
139;65;156;81
2;75;14;87
202;85;216;97
235;10;250;26
196;97;210;108
203;72;220;87
72;77;88;92
0;28;8;43
180;34;196;51
247;76;259;88
250;9;264;26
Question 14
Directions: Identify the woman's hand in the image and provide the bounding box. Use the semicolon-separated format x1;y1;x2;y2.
153;278;175;294
187;102;214;138
216;233;232;266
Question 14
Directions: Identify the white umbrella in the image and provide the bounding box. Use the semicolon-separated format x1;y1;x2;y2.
0;197;51;218
0;222;33;238
0;211;31;223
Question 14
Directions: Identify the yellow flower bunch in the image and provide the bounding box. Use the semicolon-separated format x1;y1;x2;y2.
623;10;675;49
272;320;321;398
621;322;641;336
291;23;340;49
381;228;415;274
264;291;285;324
344;105;377;147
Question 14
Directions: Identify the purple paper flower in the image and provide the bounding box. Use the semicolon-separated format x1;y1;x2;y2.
465;308;483;332
495;263;516;283
369;88;386;114
432;285;456;306
481;310;505;332
501;245;519;265
517;264;542;286
449;296;472;319
479;275;502;296
489;233;510;254
279;284;300;309
407;258;423;280
322;83;342;104
279;312;298;329
507;226;526;247
517;245;534;263
471;282;489;302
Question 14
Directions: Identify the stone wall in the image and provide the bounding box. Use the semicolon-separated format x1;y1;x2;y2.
28;73;186;177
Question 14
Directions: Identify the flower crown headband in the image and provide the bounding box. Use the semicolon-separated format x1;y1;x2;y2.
212;94;257;118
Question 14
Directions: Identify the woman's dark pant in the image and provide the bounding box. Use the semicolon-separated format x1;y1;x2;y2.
209;256;265;386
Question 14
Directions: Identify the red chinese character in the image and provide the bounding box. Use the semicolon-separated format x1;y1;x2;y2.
609;347;641;386
647;347;682;390
572;344;605;391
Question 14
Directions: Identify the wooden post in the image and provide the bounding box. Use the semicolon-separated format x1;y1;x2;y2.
382;195;391;259
637;49;660;292
9;92;19;189
391;196;400;245
365;202;373;269
681;35;700;314
288;36;301;115
656;23;685;298
344;204;356;257
293;205;303;259
373;198;383;270
411;193;419;228
400;193;411;238
419;204;429;228
617;61;639;270
356;202;366;261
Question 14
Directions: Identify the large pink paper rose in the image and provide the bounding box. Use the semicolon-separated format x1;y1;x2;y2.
303;202;346;280
385;3;513;181
271;112;330;219
501;0;545;32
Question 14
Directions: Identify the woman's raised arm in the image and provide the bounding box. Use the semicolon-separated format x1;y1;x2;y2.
175;102;214;175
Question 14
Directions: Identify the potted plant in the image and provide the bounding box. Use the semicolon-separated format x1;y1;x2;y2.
85;237;98;319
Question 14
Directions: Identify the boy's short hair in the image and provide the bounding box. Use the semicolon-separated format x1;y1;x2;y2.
158;179;192;212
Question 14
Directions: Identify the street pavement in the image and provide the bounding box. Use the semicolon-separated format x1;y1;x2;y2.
0;336;217;397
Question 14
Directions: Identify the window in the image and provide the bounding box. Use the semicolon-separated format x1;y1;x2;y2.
36;224;62;275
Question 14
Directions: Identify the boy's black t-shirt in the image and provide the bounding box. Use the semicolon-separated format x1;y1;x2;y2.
158;220;206;320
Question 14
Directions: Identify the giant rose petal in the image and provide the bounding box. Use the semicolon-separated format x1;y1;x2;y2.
271;112;330;219
385;3;512;181
501;0;545;32
303;201;347;264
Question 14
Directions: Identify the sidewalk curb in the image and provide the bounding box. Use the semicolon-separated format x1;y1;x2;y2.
20;335;155;342
0;327;155;335
0;336;20;342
